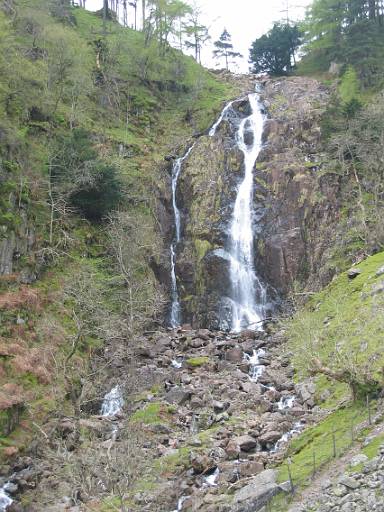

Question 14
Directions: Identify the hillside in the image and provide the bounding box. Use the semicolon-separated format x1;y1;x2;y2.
0;0;235;487
1;0;384;511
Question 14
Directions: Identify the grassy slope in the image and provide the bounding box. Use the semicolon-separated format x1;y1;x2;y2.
268;251;384;509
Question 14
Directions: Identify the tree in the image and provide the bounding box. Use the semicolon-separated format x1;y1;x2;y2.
51;129;122;221
249;23;301;75
301;0;384;84
213;28;242;71
184;7;210;63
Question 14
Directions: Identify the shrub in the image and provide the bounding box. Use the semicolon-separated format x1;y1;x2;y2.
52;129;121;221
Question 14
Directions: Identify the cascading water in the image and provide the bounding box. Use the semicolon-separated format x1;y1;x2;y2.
100;385;124;417
169;145;195;328
209;99;236;136
0;483;13;512
227;93;267;332
244;348;266;382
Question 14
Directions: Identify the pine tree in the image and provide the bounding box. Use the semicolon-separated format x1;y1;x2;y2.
213;28;242;70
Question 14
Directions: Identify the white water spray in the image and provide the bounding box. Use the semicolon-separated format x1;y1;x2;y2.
209;100;236;136
100;386;124;417
244;348;265;382
169;145;195;327
227;93;267;332
0;483;13;512
278;396;295;410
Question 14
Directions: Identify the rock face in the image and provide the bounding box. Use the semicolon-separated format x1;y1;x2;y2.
160;76;339;329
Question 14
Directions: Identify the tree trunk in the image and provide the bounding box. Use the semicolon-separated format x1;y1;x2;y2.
142;0;146;30
103;0;108;35
369;0;376;19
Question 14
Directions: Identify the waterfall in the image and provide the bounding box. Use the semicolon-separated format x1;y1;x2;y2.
169;145;194;328
0;483;13;512
209;100;236;136
244;348;265;382
227;93;267;332
100;385;124;417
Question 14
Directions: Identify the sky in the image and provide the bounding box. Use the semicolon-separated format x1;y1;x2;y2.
84;0;311;72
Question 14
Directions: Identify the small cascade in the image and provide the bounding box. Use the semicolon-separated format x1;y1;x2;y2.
203;467;220;487
171;358;183;369
169;145;195;328
227;93;267;332
244;348;265;382
100;385;124;417
172;495;190;512
272;422;303;453
209;100;236;136
278;395;295;410
0;482;13;512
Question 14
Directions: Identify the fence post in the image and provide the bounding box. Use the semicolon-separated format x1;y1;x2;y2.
332;427;337;458
312;449;316;478
287;457;294;496
367;395;372;426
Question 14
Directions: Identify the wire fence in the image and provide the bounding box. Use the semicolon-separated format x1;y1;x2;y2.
268;395;378;510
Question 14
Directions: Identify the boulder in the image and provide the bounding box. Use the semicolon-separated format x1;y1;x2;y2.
164;387;192;406
259;430;282;445
226;347;244;363
226;439;241;460
233;435;257;452
347;268;362;279
233;469;279;511
338;475;360;489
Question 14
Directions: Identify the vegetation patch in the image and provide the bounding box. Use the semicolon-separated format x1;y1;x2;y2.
277;401;375;487
186;356;210;368
287;251;384;402
130;402;171;425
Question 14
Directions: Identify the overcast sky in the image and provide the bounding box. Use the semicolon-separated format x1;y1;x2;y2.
84;0;311;72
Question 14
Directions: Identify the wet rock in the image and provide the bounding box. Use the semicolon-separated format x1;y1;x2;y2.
5;482;18;494
196;329;212;340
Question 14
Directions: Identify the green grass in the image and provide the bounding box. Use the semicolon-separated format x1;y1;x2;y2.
186;356;210;368
288;251;384;404
130;402;170;424
277;400;375;487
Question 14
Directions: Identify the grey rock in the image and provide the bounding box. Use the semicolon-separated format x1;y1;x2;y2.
164;387;192;405
233;469;279;511
350;454;369;467
234;434;257;452
347;268;362;279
